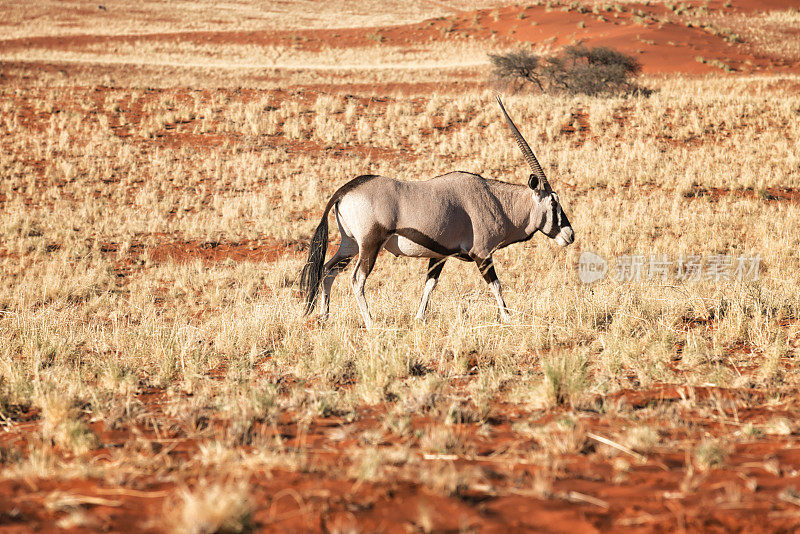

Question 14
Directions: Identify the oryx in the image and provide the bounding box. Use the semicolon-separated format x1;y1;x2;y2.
300;97;574;327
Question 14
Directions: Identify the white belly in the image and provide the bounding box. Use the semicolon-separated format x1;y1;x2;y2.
383;235;445;258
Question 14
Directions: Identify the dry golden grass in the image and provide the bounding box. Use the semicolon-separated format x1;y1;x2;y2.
2;1;800;530
0;0;512;38
2;72;799;521
0;41;508;73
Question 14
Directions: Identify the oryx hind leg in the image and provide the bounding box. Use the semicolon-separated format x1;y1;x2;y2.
415;258;446;321
351;237;383;329
319;236;357;321
319;208;358;321
476;257;511;322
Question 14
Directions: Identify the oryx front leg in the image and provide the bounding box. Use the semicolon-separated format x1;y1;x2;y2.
351;240;381;328
319;236;357;321
476;257;511;323
415;258;446;321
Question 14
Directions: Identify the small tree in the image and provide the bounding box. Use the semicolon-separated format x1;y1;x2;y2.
489;45;650;96
487;49;546;92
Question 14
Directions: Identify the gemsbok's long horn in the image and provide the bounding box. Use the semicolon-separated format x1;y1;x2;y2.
496;96;549;186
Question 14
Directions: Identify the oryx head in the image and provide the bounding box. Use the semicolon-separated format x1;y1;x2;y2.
496;96;575;247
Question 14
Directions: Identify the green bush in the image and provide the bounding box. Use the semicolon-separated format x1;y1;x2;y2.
489;45;651;96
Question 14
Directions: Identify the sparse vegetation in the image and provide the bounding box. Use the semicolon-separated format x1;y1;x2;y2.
0;0;799;531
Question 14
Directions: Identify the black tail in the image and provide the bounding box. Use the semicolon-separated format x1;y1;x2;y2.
300;214;329;315
299;174;381;316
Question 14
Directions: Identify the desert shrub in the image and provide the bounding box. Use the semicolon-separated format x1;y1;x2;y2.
488;50;545;90
489;45;651;96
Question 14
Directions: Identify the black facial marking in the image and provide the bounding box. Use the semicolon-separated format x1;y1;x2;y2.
562;211;571;230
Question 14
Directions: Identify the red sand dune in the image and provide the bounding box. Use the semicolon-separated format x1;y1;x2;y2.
474;0;800;74
2;0;799;75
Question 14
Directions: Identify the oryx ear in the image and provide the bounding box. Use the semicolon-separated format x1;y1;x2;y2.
528;173;539;190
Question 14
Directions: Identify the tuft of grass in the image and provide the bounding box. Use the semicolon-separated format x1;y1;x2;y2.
36;391;98;455
419;425;469;456
537;418;591;455
693;440;729;470
171;480;254;534
622;426;660;453
765;417;793;436
737;423;764;440
543;351;591;408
